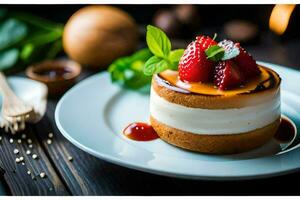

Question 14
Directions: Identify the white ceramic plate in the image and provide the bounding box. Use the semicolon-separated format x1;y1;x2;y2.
55;62;300;180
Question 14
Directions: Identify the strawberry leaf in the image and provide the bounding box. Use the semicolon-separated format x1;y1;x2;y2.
205;45;225;62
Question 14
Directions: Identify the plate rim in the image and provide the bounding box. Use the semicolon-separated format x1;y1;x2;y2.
55;61;300;180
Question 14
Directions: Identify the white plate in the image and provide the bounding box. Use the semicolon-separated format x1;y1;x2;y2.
55;62;300;180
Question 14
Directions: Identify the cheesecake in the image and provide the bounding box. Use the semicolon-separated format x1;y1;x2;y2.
150;66;281;154
148;35;281;154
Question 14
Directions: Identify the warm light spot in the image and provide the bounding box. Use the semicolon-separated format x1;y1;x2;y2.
269;4;296;35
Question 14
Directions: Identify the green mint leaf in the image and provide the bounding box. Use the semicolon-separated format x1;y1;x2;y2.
205;45;225;62
143;56;162;75
146;25;171;58
218;40;240;60
143;56;170;76
169;61;179;70
169;49;184;63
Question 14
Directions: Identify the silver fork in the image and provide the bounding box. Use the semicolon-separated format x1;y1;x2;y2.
0;72;33;134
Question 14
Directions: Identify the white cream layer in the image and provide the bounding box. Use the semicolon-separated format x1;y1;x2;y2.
150;87;281;135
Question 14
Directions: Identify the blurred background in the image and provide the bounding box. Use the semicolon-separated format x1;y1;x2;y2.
0;5;299;195
0;4;299;73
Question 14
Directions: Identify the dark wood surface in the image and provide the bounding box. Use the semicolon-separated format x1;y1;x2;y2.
0;39;300;196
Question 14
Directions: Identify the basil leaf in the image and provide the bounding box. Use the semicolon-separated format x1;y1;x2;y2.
146;25;171;58
0;49;19;70
144;56;162;76
0;19;28;50
205;45;225;62
155;60;169;73
169;49;184;63
144;56;170;76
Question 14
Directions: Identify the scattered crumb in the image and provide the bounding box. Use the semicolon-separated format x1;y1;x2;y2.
0;136;2;141
21;162;25;166
32;154;38;160
9;138;13;143
49;187;53;191
27;170;31;175
47;139;52;145
19;157;24;161
48;133;54;138
26;150;31;155
68;156;73;162
28;144;33;148
21;134;26;139
27;139;32;144
13;149;19;154
39;172;46;178
15;158;20;163
17;139;22;144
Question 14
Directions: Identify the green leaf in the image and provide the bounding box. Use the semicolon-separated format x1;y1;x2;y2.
0;18;28;50
143;56;162;75
146;25;171;58
169;49;184;63
0;49;19;70
143;56;169;76
108;48;153;91
205;45;225;62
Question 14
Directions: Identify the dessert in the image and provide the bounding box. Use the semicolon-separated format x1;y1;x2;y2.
118;25;282;154
145;26;281;154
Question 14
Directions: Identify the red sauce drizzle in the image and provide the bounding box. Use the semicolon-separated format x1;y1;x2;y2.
123;122;159;141
274;118;296;143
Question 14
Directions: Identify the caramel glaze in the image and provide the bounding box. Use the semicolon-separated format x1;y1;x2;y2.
156;66;281;96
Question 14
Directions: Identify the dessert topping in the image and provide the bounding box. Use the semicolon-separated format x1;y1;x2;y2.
234;43;261;78
214;60;244;90
143;25;184;76
196;35;218;51
140;25;261;91
178;39;215;82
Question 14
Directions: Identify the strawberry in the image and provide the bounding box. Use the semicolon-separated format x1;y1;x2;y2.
234;43;260;78
178;36;217;82
178;41;212;82
214;60;244;90
196;35;218;50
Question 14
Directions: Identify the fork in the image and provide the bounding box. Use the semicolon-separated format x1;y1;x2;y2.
0;72;33;134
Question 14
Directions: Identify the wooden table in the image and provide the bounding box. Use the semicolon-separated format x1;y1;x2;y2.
0;40;300;196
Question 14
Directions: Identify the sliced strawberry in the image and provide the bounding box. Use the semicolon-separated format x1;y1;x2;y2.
179;40;214;82
196;35;218;51
214;60;244;90
234;43;261;78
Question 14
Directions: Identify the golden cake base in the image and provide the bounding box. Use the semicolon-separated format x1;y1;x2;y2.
150;116;280;154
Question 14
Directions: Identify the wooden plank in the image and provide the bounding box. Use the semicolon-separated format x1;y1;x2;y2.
0;126;69;195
